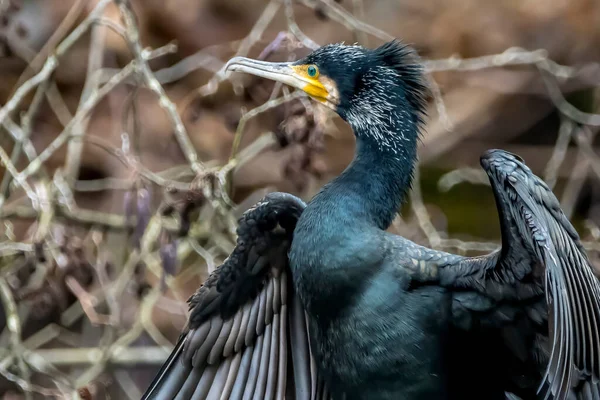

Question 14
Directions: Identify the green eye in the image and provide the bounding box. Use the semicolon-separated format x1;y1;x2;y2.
307;65;318;78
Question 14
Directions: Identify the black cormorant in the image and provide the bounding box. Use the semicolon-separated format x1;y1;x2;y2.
141;41;600;400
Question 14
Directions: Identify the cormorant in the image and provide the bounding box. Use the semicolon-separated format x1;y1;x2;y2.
141;41;600;400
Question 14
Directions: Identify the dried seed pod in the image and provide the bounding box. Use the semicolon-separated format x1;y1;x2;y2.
159;238;178;291
133;187;152;249
161;183;205;237
160;240;178;278
123;188;135;223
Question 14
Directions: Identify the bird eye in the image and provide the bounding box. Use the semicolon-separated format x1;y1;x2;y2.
307;65;319;78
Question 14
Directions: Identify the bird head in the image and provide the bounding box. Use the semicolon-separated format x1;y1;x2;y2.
225;40;428;130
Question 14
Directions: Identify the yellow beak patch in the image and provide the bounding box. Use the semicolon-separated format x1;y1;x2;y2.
291;65;329;101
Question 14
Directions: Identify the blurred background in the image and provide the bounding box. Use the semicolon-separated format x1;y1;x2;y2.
0;0;599;398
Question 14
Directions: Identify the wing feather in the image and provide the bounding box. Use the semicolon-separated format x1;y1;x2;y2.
141;192;329;399
234;302;253;353
437;150;600;399
229;345;254;400
208;318;234;364
481;150;600;399
276;304;289;399
265;312;281;399
224;308;242;357
243;332;264;400
206;357;232;399
220;351;242;400
174;366;203;400
266;276;275;325
253;318;273;400
246;288;262;345
289;289;314;400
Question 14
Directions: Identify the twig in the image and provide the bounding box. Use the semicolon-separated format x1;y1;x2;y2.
31;180;54;246
65;277;112;326
351;0;368;45
0;143;36;203
114;370;142;400
427;75;454;132
146;40;179;60
572;127;600;180
0;80;49;205
0;277;32;399
46;83;74;127
409;163;441;247
283;0;320;50
0;204;130;230
64;17;108;185
0;364;62;398
95;43;211;85
0;56;58;128
189;239;216;274
193;0;282;99
6;31;74;128
82;135;192;191
115;0;202;173
538;66;600;126
436;238;499;253
437;168;490;192
16;62;135;180
0;241;34;256
73;177;134;192
0;0;112;129
21;346;172;365
229;90;305;161
560;127;597;218
92;16;127;38
423;48;573;76
544;118;575;189
233;132;279;170
73;287;162;388
9;0;87;93
298;0;393;42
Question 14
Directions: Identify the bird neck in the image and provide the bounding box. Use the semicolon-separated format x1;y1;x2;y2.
328;111;419;230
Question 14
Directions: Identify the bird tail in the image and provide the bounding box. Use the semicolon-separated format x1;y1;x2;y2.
141;333;189;400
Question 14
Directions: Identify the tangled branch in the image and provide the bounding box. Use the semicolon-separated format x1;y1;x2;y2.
0;0;599;398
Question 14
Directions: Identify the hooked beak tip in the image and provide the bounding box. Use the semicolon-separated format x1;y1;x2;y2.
224;57;244;73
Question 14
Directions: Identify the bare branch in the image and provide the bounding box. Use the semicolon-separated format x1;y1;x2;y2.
115;0;203;174
63;18;108;185
283;0;320;50
17;63;135;180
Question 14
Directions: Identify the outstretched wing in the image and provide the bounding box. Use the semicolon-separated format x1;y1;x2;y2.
142;192;329;400
442;149;600;399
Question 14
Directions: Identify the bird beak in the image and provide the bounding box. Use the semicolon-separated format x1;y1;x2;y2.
225;57;329;102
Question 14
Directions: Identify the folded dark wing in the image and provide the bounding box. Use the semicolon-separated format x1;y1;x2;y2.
448;149;600;399
142;192;329;400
